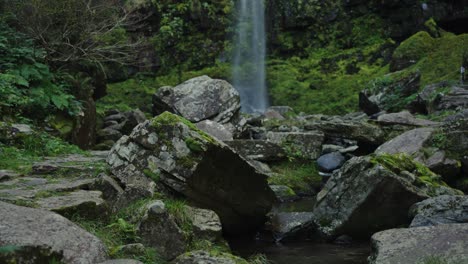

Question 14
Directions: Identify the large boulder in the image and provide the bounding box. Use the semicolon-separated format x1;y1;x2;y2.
375;127;434;157
0;201;108;264
369;224;468;264
313;154;459;239
409;195;468;227
107;112;276;234
152;76;240;124
172;250;248;264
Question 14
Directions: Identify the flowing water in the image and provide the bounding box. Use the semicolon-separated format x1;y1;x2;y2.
232;0;269;113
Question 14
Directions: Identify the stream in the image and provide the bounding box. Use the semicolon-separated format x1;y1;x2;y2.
230;198;370;264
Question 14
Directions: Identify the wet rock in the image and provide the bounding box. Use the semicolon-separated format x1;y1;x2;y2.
195;120;233;141
270;185;299;202
376;111;439;127
317;152;346;173
225;139;286;162
152;76;240;124
36;190;106;217
409;195;468;227
0;201;108;264
172;250;246;264
369;224;468;264
185;206;222;241
137;201;187;260
267;212;315;242
266;131;324;160
313;155;459;239
107;112;275;235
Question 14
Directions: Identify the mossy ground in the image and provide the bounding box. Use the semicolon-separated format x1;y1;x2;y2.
269;161;322;195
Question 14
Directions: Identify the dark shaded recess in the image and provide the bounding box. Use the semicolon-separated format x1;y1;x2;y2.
438;17;468;34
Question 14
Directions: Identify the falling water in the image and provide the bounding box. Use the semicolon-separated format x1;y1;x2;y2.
232;0;268;113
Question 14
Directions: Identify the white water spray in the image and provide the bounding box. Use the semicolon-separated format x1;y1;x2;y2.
232;0;268;113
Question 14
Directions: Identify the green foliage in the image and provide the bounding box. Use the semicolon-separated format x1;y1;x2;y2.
165;199;193;235
0;20;81;118
149;0;233;74
269;161;322;195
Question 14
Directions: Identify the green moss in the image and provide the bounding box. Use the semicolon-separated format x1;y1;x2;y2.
371;153;446;187
269;161;321;194
143;169;160;183
165;199;193;236
185;138;205;152
392;31;435;63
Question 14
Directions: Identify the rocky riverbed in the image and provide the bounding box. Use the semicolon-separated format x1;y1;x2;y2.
1;75;467;264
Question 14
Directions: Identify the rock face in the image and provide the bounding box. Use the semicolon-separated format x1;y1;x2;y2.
409;195;468;227
152;76;241;124
376;111;439;127
369;224;468;264
266;212;316;242
195;120;233;141
107;112;276;234
0;201;108;264
185;206;222;241
312;155;458;239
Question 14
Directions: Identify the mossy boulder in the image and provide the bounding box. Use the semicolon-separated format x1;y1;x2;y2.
390;31;435;72
107;112;276;235
312;154;460;239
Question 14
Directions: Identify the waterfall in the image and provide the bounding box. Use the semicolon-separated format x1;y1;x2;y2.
232;0;268;113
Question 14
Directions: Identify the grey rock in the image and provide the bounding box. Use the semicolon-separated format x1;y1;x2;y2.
270;185;299;202
369;224;468;264
267;106;294;115
195;120;233;141
113;243;145;256
376;111;439;127
435;86;468;111
317;152;346;173
93;173;124;205
425;150;461;181
0;201;108;264
11;124;33;134
152;76;240;124
267;212;315;241
104;120;119;127
185;206;222;241
104;113;125;122
322;144;345;154
225;139;286;162
248;160;273;174
108;112;275;234
98;128;123;142
98;260;143;264
0;170;18;182
304;117;388;146
121;109;147;135
409;195;468;227
375;127;434;156
137;201;187;260
266;131;324;160
263;110;285;120
36;190;106;217
313;156;458;239
172;251;246;264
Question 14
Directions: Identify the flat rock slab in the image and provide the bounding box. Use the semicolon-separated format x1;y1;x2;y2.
0;201;108;264
376;111;439;127
225;140;287;161
375;127;434;155
266;131;324;160
369;224;468;264
36;190;105;216
410;195;468;227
